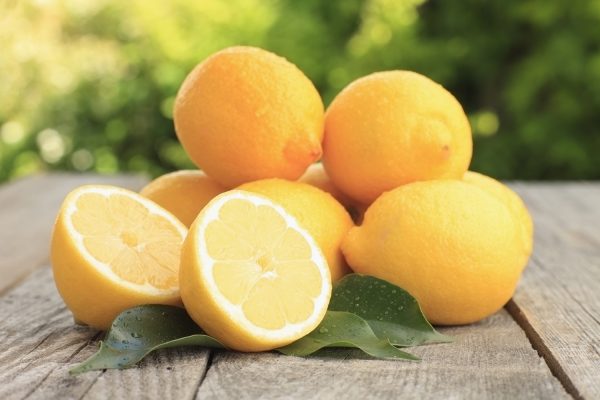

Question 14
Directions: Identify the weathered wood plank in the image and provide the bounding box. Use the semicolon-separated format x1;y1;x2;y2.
197;310;569;399
0;267;211;400
77;348;209;400
508;183;600;400
0;173;147;294
0;268;100;400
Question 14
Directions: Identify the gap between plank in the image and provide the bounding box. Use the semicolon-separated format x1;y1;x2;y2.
192;350;215;399
77;370;105;400
505;299;581;400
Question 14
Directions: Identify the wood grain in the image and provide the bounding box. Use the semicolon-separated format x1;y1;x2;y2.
197;310;568;399
0;268;101;400
0;173;147;294
508;183;600;400
76;348;209;400
0;267;211;400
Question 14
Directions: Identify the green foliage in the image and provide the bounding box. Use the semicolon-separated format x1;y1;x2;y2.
1;0;599;181
71;275;445;373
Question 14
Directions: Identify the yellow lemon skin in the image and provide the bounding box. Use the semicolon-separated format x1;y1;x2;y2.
463;171;533;269
298;163;366;225
342;180;526;326
140;170;226;227
174;46;324;188
323;70;472;204
238;179;354;282
52;226;181;330
298;163;353;209
51;186;186;330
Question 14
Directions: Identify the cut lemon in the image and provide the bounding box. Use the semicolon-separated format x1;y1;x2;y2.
51;185;187;330
180;190;332;351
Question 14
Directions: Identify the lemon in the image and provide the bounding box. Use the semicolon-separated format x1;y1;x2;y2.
298;163;353;210
342;180;526;325
463;171;533;267
323;70;472;204
140;170;226;227
51;185;187;330
180;190;331;351
174;46;324;187
238;179;353;282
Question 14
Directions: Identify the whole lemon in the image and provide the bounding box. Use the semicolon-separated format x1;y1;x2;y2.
463;171;533;268
238;179;354;282
140;170;226;227
342;180;526;325
323;71;472;204
174;46;324;188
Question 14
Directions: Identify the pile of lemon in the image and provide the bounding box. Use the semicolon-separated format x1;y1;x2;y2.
51;46;533;352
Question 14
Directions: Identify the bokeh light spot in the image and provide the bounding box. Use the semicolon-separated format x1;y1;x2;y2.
71;149;94;171
160;96;175;119
36;128;65;163
94;147;119;173
1;121;26;144
473;111;500;137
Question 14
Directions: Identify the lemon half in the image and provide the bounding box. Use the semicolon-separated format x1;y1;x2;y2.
51;185;187;330
180;190;331;351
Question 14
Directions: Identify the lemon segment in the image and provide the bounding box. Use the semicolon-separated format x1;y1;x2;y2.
180;190;331;352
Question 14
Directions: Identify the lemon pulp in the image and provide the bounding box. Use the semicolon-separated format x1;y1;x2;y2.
205;198;322;329
70;192;182;290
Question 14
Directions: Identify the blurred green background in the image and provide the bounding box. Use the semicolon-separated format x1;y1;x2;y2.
2;0;600;183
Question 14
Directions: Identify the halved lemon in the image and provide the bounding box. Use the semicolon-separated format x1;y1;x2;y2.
180;190;332;351
51;185;187;330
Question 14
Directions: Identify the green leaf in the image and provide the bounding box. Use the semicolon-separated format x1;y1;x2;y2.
71;275;450;374
69;305;224;375
278;311;419;360
329;274;452;346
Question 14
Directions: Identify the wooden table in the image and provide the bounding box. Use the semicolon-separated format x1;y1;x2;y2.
0;174;598;400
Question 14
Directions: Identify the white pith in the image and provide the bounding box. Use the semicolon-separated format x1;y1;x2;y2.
195;190;331;340
63;185;187;297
